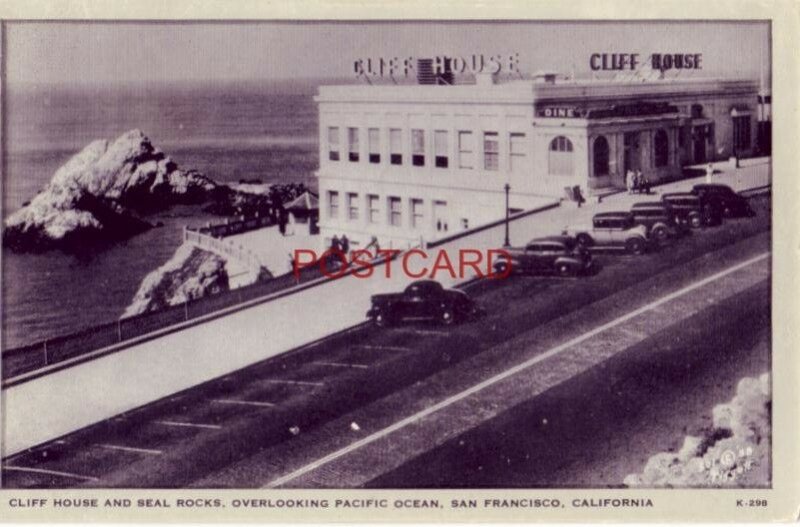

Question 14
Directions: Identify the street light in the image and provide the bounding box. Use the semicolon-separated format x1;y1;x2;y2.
503;183;511;247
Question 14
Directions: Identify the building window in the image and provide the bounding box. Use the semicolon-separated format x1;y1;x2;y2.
458;131;474;169
388;196;402;227
347;192;359;220
328;191;339;219
548;136;573;176
368;128;380;164
328;127;340;161
484;132;499;171
411;199;424;228
412;129;425;166
390;128;402;165
347;127;359;162
654;129;669;167
691;104;704;119
434;130;448;168
733;115;751;151
509;133;527;172
367;194;380;223
593;135;610;176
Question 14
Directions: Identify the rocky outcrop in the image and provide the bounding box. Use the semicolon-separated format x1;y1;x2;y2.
624;373;770;488
3;129;219;252
123;244;230;317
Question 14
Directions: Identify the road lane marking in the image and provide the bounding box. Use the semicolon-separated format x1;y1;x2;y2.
265;252;769;488
355;345;411;352
2;465;99;482
211;398;276;408
313;361;369;369
262;379;324;387
95;444;163;455
153;420;222;430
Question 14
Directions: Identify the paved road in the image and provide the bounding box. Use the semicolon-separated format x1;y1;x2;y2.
1;194;771;488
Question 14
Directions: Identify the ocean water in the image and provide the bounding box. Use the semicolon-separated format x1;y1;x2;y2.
2;79;330;349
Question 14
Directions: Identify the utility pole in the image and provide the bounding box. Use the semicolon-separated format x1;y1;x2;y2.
504;183;511;247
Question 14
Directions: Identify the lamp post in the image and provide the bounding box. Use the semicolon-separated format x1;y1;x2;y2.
503;183;511;247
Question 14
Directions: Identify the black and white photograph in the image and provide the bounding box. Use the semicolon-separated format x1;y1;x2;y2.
0;10;794;521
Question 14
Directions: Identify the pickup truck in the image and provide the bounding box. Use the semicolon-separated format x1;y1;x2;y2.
366;280;479;327
493;235;592;276
563;212;650;255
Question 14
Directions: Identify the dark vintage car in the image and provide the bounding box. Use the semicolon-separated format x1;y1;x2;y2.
691;183;755;218
563;212;650;255
661;192;723;228
629;201;690;241
366;280;479;327
493;236;592;276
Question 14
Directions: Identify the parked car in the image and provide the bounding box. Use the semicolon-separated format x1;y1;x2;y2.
563;212;649;255
661;192;723;228
366;280;479;327
629;201;690;241
691;183;755;218
493;235;592;277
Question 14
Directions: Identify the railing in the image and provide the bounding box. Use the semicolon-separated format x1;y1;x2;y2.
192;214;274;238
1;261;328;381
1;214;304;381
183;228;265;275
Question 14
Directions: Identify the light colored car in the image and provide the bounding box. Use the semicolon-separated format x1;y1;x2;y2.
563;212;650;255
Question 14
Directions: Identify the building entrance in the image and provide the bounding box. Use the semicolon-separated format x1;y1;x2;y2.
693;125;708;163
623;132;641;174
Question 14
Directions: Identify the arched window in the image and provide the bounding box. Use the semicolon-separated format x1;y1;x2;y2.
593;136;609;176
548;136;574;176
654;129;669;167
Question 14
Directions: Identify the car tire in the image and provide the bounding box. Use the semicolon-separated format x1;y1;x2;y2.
557;262;572;276
576;233;593;247
652;225;668;241
689;214;702;229
626;237;645;255
494;262;509;276
440;307;456;326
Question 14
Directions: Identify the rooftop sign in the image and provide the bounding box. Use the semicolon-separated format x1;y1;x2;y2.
354;53;521;81
590;53;703;72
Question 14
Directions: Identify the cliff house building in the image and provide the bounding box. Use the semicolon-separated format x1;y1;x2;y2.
314;73;766;250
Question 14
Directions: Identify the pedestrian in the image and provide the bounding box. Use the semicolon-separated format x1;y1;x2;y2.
329;235;341;270
341;234;350;259
640;174;651;194
573;185;584;208
635;170;644;194
705;162;714;183
626;169;636;194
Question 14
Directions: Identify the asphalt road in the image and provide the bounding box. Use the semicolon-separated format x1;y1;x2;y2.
1;194;771;489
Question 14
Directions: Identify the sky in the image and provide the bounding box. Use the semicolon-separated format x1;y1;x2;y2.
5;21;770;86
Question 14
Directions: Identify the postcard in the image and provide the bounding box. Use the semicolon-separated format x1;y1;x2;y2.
0;0;798;523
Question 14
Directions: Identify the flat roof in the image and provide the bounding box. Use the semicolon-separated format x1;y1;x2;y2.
315;77;760;105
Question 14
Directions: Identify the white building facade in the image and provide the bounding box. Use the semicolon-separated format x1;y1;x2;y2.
315;76;760;250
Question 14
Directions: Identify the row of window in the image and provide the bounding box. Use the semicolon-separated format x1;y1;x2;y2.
329;127;683;179
327;127;528;172
327;191;449;230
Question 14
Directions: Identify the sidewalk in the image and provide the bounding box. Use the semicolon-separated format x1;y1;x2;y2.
466;156;771;251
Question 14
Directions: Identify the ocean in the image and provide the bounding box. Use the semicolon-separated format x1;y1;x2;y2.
2;79;331;350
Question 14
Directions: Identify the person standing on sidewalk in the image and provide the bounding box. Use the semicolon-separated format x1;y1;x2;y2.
705;163;714;183
626;169;636;194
